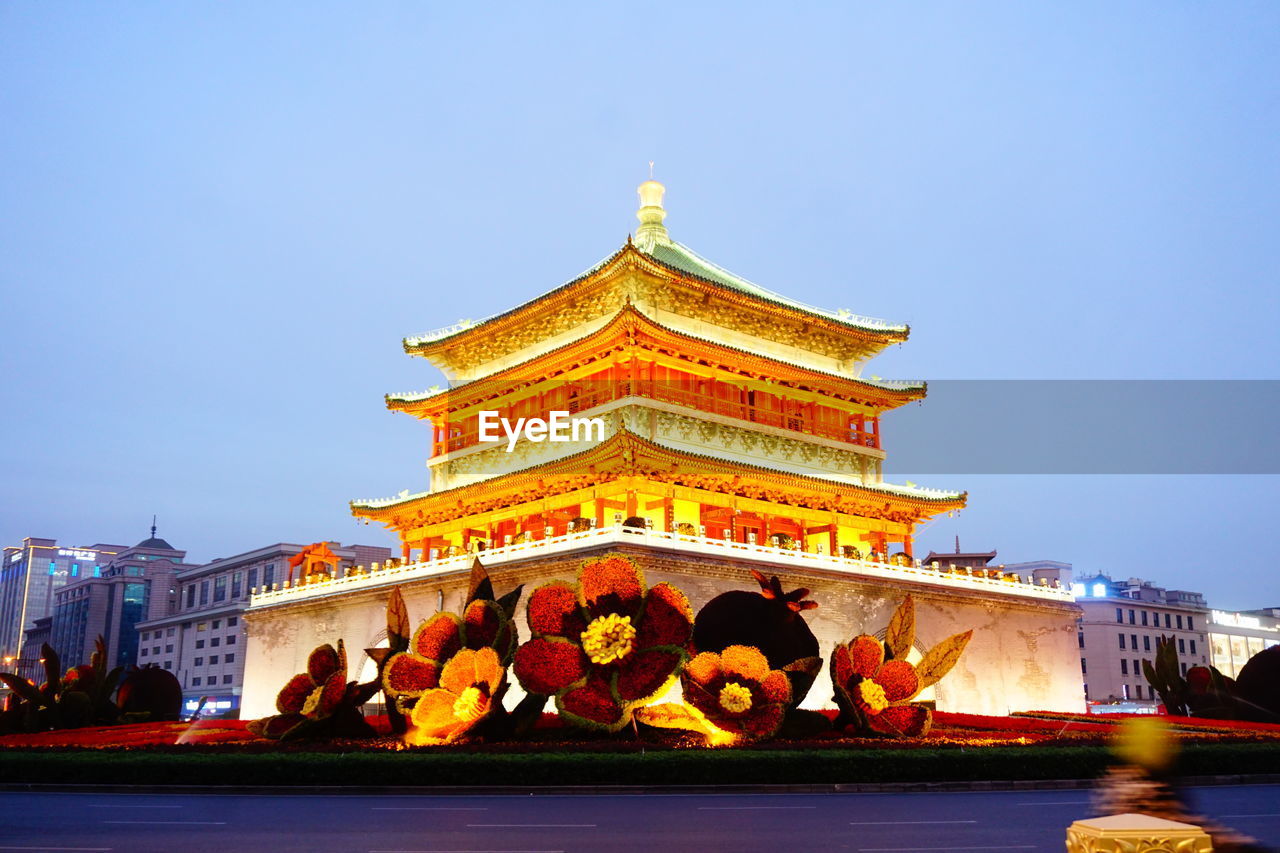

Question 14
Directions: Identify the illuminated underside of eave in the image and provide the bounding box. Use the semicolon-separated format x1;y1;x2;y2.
386;304;926;421
349;429;965;531
401;243;909;369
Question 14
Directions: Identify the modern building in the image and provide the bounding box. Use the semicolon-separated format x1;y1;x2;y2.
0;538;123;661
1207;607;1280;679
243;181;1086;720
1066;572;1209;706
135;541;390;717
48;530;187;669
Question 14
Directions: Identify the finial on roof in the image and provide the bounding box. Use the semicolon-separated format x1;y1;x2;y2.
955;535;960;554
635;169;669;251
152;515;158;539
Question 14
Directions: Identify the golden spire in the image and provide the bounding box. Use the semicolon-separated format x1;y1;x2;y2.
635;166;669;250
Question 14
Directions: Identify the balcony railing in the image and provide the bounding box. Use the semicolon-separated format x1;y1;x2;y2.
248;524;1072;610
431;379;880;456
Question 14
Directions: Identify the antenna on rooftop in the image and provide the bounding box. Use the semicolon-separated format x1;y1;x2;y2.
955;535;961;554
151;515;157;539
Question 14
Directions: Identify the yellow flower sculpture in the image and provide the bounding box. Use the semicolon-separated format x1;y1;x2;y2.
406;647;505;744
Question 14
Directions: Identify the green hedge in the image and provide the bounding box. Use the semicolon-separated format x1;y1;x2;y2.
2;743;1277;787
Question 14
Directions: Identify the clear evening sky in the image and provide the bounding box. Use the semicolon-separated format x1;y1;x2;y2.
1;4;1276;609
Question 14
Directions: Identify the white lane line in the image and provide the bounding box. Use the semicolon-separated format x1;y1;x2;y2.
851;820;978;825
465;819;593;824
0;847;112;852
1015;801;1088;806
371;807;490;811
88;805;182;809
859;847;1037;852
101;821;227;826
1220;814;1280;818
698;805;818;810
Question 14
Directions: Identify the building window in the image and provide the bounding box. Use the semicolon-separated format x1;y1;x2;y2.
1190;639;1197;654
212;620;221;629
247;568;258;590
1119;634;1126;649
211;637;220;647
1136;684;1143;699
197;622;206;631
214;576;227;602
210;655;218;665
165;644;173;653
192;677;202;686
185;585;195;608
152;646;160;655
264;564;276;588
1164;613;1171;628
1131;634;1138;650
1116;608;1123;623
140;648;148;657
1178;638;1186;654
1141;612;1148;626
1121;659;1128;675
164;661;171;669
1077;633;1085;649
1180;662;1187;676
196;640;205;649
232;572;242;599
199;581;209;605
1081;658;1087;674
167;627;175;637
195;657;203;666
225;653;234;663
1128;609;1135;625
1175;614;1183;629
1143;636;1151;652
222;674;232;685
1187;616;1194;630
226;635;235;645
142;631;150;641
228;616;238;627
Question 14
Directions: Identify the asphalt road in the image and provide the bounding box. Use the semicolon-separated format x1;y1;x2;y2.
0;786;1275;853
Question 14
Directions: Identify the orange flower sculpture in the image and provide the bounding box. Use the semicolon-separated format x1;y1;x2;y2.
682;645;791;742
831;596;973;738
513;553;693;732
406;646;505;744
382;597;514;703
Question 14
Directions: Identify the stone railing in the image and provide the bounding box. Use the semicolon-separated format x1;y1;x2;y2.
248;524;1073;610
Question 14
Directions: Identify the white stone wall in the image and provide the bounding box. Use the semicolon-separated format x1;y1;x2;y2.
242;544;1085;720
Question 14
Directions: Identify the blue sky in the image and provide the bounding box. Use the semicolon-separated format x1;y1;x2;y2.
1;4;1276;608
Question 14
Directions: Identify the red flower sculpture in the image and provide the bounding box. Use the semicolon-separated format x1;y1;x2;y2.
382;598;516;704
682;645;791;742
513;553;693;731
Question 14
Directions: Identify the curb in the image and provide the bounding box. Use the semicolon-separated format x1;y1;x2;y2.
2;775;1277;796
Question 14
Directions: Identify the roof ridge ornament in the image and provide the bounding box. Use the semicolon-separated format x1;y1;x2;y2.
635;171;670;251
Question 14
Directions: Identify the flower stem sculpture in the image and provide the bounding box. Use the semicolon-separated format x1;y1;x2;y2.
513;553;693;732
830;595;972;737
382;559;525;743
0;637;122;733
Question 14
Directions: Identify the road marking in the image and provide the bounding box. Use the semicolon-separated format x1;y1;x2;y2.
101;821;227;826
698;805;818;810
465;819;593;824
88;805;182;809
1015;801;1088;806
370;850;565;853
851;820;978;825
0;847;112;852
1220;814;1280;818
859;848;1036;852
371;807;490;811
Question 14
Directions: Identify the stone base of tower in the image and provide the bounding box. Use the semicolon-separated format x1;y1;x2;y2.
242;537;1085;720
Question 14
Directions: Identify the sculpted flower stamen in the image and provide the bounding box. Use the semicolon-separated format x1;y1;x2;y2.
857;679;888;714
718;682;753;714
452;686;487;722
581;613;637;665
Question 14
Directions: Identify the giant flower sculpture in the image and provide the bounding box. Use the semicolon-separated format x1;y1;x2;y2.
249;640;375;740
406;646;505;743
682;645;791;742
382;597;516;704
830;596;973;738
513;553;693;732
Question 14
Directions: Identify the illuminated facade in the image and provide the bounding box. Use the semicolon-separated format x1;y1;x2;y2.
1208;607;1280;679
0;538;122;661
243;183;1086;719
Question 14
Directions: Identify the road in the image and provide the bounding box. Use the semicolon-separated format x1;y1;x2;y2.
0;786;1275;853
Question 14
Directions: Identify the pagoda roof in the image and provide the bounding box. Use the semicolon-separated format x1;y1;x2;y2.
350;428;964;530
387;302;925;415
404;240;907;355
